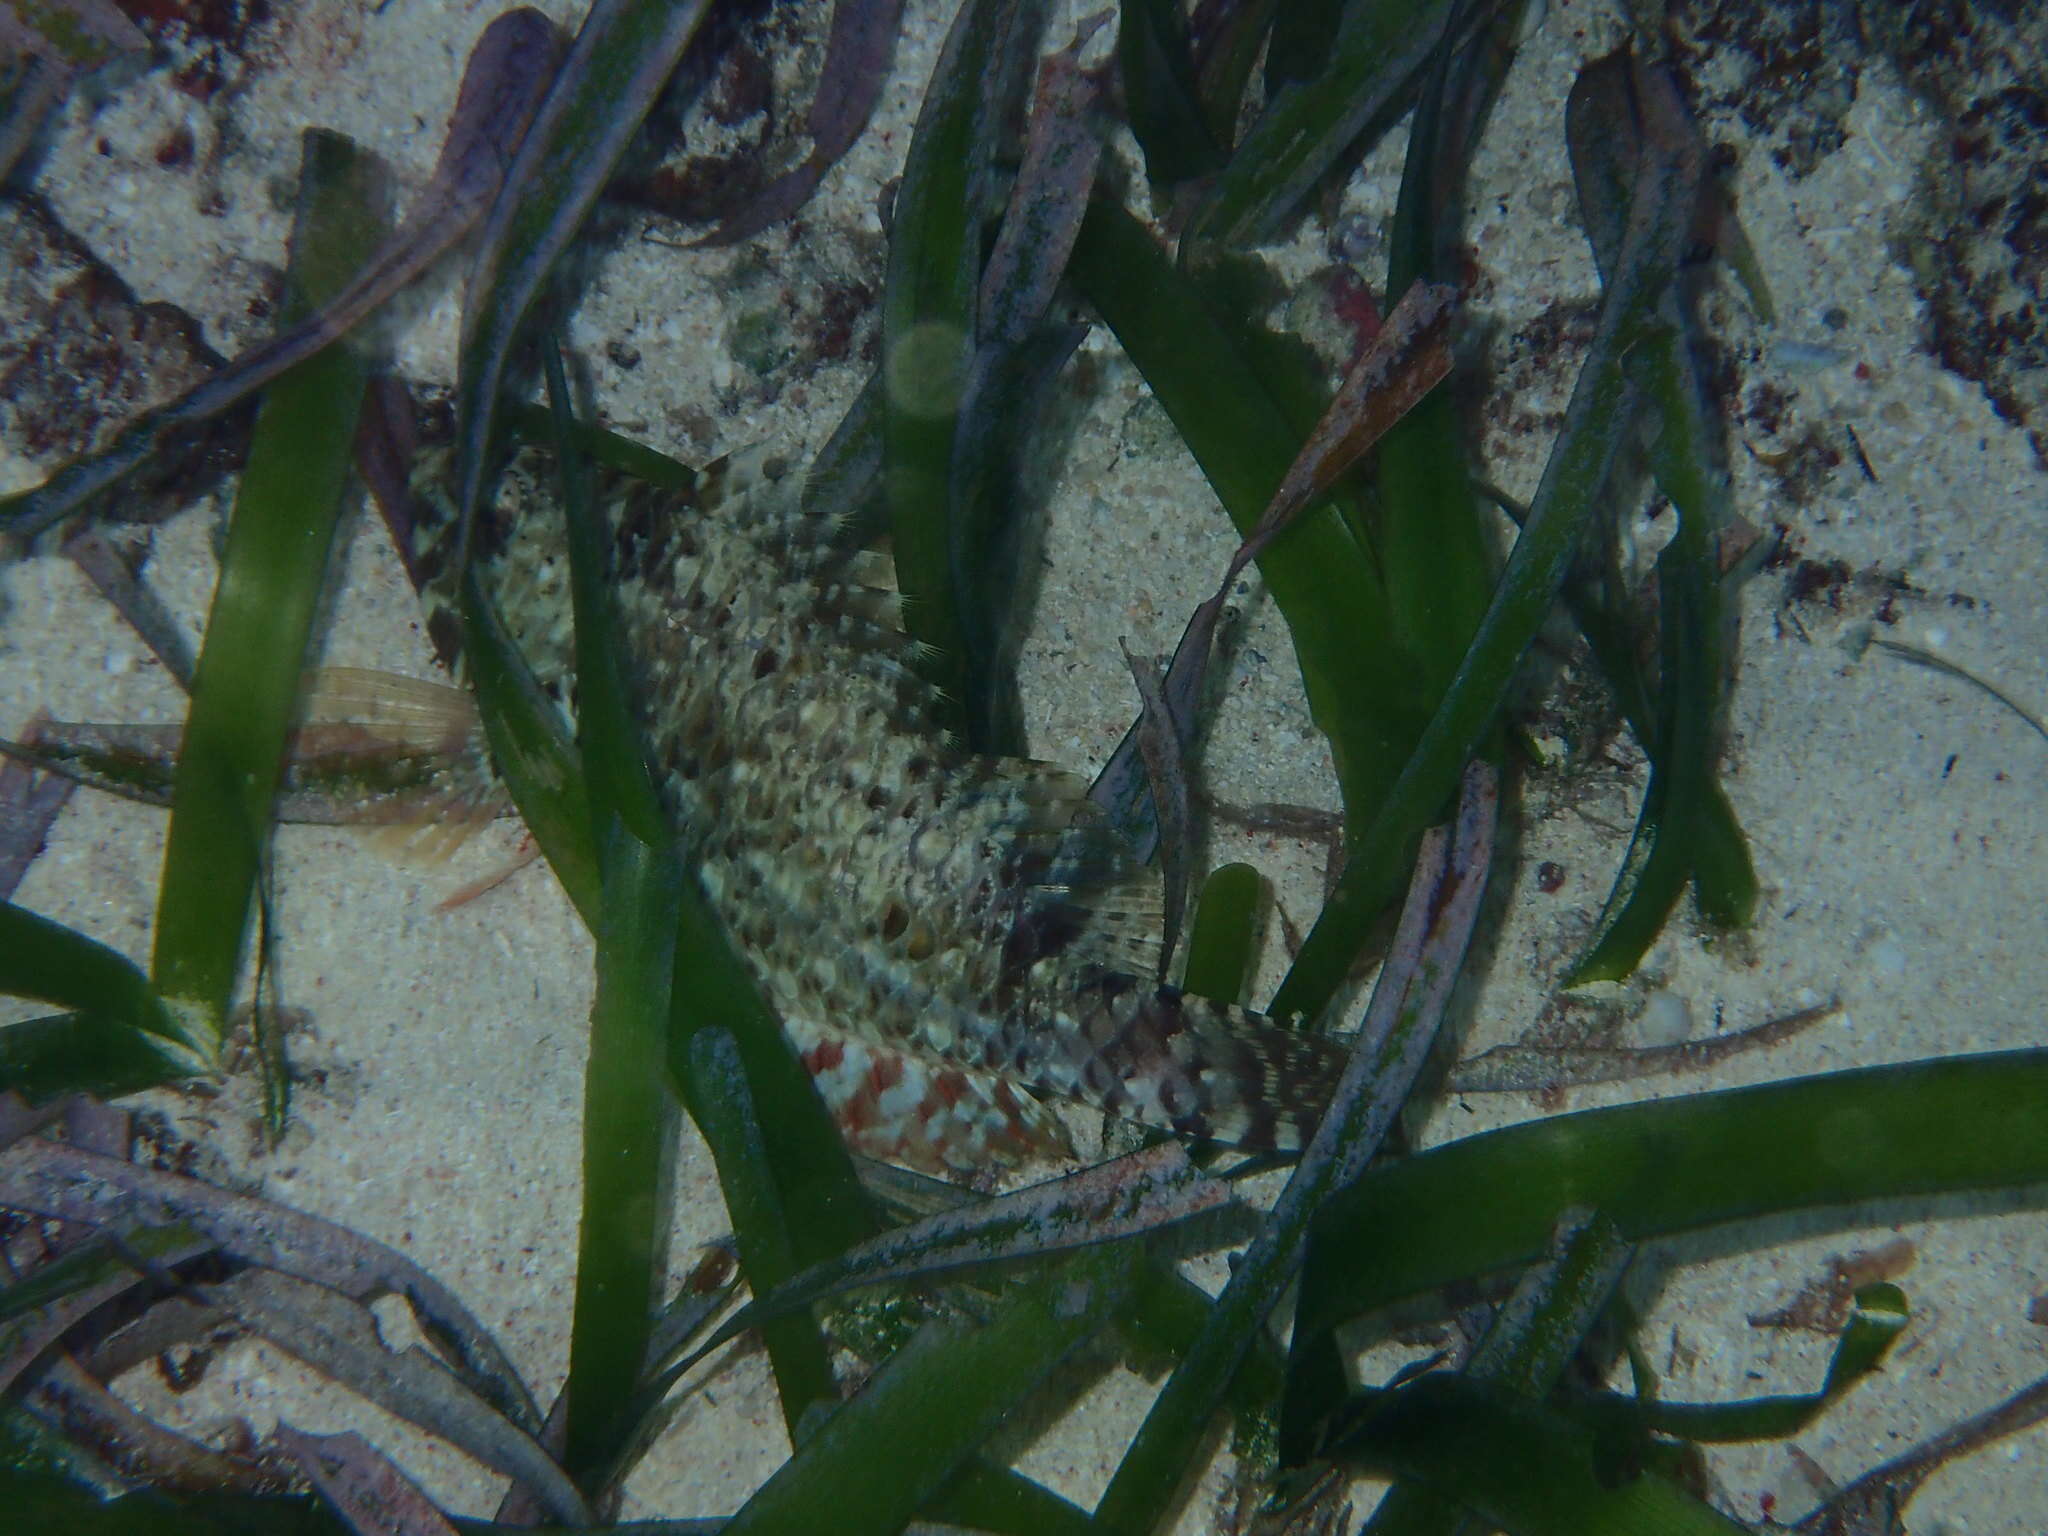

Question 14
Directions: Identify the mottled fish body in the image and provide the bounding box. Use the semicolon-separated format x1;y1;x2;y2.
406;445;1344;1176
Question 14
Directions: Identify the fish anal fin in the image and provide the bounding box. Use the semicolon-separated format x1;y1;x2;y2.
787;1017;1073;1177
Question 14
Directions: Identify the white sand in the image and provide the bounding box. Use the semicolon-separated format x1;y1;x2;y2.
4;1;2046;1529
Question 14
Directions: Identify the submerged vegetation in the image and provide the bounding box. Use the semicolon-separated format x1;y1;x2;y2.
1;1;2046;1532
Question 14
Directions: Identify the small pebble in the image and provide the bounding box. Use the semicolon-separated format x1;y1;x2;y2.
1639;989;1692;1047
1770;339;1848;373
1330;213;1378;265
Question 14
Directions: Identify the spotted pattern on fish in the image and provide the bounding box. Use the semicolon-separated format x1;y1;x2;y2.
402;443;1346;1177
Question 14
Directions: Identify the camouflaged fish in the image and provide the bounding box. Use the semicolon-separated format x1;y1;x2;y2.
402;442;1347;1177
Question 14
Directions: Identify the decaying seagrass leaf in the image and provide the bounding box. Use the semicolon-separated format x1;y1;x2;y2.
0;1221;214;1400
26;1350;290;1495
1120;639;1193;983
658;1141;1231;1384
1247;277;1458;563
219;1270;587;1525
0;1094;595;1524
689;0;905;249
274;1425;462;1536
0;725;71;901
1445;999;1837;1093
0;1135;538;1431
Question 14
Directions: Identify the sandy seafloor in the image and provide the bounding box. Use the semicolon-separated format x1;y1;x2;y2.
3;0;2047;1529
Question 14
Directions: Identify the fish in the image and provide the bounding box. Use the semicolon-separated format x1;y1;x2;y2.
402;440;1348;1178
